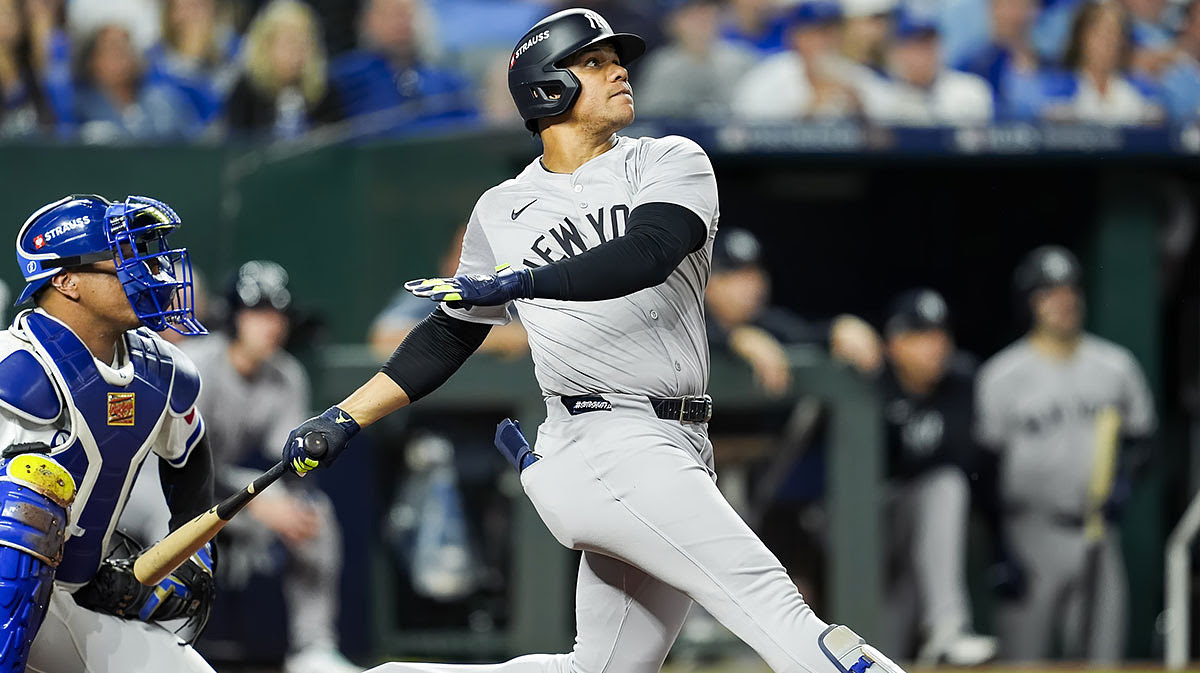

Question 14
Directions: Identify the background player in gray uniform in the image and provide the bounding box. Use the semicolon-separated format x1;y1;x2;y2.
280;8;905;673
976;246;1157;664
123;260;361;673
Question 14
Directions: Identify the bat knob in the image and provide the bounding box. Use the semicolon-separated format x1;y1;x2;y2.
302;432;328;459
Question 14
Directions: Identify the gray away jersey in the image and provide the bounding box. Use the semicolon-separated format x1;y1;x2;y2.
975;334;1156;516
445;134;720;398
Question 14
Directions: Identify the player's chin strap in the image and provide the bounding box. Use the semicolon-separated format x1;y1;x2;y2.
818;625;907;673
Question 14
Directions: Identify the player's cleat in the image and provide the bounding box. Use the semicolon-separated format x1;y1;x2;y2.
818;625;907;673
283;646;364;673
915;626;998;668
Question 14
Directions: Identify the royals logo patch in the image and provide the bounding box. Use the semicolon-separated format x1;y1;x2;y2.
106;392;135;426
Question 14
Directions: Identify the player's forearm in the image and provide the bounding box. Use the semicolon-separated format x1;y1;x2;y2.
528;202;706;301
338;373;411;427
159;434;214;531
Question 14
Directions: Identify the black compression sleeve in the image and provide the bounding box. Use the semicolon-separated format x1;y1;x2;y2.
380;306;492;402
160;434;214;532
528;202;706;301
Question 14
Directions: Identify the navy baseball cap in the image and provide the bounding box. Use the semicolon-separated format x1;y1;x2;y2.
885;288;950;336
711;228;762;272
893;11;939;39
785;0;843;28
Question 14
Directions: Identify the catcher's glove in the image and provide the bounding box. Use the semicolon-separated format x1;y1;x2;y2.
73;535;215;641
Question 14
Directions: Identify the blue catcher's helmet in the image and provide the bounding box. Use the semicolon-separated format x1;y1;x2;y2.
15;195;207;336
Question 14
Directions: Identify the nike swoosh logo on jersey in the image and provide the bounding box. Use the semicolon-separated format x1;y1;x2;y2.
511;199;538;220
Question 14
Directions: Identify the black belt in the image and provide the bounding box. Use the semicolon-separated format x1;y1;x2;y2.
559;394;713;424
1005;504;1086;529
650;395;713;424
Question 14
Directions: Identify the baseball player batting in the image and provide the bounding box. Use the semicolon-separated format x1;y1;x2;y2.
282;9;905;673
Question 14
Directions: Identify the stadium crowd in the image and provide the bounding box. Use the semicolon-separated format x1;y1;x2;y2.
1;0;1199;142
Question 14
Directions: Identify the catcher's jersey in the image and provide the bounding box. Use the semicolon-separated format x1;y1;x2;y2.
0;310;205;586
447;134;720;398
975;334;1156;516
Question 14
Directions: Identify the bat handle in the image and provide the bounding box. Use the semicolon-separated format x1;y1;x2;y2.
302;432;328;459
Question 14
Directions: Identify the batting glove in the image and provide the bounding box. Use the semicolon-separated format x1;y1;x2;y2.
494;418;539;473
283;406;360;476
404;264;533;308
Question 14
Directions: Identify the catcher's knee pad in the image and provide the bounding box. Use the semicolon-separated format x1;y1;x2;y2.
0;452;75;672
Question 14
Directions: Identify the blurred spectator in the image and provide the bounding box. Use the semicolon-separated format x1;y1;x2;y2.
1160;0;1200;119
187;261;361;673
226;0;344;140
480;54;525;127
733;1;869;119
878;289;998;667
0;0;56;137
1124;0;1173;49
72;22;201;142
839;0;896;71
369;225;527;360
721;0;791;54
705;228;881;397
68;0;162;52
954;0;1041;115
636;0;758;118
977;246;1156;663
330;0;478;135
1017;0;1163;125
859;14;994;125
146;0;241;124
27;0;74;129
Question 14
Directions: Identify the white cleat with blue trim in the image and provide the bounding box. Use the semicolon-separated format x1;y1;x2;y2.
818;625;907;673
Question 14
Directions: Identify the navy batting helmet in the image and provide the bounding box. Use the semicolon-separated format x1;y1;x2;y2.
1013;245;1082;299
228;260;292;313
508;8;646;133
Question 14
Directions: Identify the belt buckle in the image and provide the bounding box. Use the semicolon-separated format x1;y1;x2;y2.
679;395;712;424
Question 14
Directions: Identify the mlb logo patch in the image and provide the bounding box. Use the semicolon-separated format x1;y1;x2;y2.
106;392;135;426
33;235;44;249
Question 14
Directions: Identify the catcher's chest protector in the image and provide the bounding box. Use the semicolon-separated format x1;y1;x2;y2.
16;311;191;586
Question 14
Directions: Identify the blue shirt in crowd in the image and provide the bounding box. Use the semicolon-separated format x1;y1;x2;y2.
719;16;790;55
145;34;241;123
73;82;200;141
1161;57;1200;121
329;51;479;135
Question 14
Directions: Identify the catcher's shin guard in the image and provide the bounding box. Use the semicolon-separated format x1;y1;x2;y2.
0;452;75;672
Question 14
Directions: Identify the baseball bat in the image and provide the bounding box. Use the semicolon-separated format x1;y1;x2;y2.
1084;406;1122;543
133;433;327;586
1078;406;1121;654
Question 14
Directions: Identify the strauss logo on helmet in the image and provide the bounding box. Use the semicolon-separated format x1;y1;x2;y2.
511;30;551;68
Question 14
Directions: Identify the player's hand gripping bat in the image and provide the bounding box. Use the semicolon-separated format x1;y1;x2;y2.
133;433;327;586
